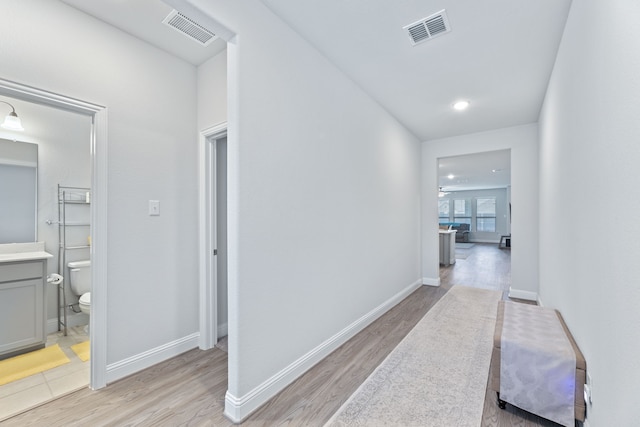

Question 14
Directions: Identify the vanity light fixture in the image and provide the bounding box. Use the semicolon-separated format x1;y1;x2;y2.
1;101;24;131
452;100;470;111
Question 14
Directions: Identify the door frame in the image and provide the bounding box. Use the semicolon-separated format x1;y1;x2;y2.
0;77;108;389
199;121;227;349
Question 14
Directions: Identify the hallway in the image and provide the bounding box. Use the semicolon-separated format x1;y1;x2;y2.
5;242;556;426
440;242;512;295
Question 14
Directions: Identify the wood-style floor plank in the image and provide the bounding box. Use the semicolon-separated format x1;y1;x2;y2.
4;243;564;426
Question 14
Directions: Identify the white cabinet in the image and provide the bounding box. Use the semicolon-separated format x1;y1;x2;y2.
0;259;48;359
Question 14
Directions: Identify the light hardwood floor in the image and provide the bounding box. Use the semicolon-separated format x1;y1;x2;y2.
3;243;565;426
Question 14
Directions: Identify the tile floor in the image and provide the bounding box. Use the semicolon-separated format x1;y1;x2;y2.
0;326;89;421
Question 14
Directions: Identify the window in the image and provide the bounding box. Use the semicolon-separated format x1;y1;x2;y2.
476;197;496;232
453;199;471;225
438;199;450;223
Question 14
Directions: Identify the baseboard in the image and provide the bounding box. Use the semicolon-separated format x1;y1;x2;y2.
223;279;423;423
508;287;537;301
46;313;89;335
106;333;199;384
422;277;440;286
217;322;228;338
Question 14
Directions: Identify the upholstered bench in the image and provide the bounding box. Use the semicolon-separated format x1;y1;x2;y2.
489;300;586;423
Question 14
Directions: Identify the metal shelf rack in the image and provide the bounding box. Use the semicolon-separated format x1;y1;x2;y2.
56;184;91;336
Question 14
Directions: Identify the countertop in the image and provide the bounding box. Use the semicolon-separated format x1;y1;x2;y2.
0;242;53;263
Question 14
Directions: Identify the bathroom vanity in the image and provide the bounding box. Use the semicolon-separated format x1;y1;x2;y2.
0;242;52;359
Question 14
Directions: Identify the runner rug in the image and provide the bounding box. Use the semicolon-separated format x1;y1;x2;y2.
325;285;501;427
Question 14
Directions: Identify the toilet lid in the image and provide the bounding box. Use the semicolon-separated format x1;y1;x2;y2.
79;292;91;305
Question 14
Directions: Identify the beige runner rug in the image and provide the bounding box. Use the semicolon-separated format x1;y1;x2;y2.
325;285;501;427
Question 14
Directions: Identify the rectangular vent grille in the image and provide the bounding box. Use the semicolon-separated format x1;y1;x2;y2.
162;10;217;47
403;10;451;46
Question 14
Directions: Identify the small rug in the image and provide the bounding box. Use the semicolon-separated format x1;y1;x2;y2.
455;251;469;259
325;286;501;427
456;243;475;249
71;341;90;362
0;344;70;386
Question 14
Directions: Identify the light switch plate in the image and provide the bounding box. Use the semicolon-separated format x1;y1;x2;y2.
149;200;160;216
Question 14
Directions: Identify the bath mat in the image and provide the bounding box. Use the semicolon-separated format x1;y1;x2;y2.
0;344;70;386
71;341;90;362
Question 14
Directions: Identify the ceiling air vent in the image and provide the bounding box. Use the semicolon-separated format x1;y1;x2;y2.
162;9;217;47
403;10;451;46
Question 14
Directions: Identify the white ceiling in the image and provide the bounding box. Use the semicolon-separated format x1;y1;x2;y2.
438;150;510;192
60;0;226;66
260;0;572;141
55;0;571;190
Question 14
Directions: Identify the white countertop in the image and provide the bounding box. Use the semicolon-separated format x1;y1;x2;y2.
0;242;53;263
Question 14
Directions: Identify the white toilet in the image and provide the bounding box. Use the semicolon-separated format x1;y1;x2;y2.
68;260;91;317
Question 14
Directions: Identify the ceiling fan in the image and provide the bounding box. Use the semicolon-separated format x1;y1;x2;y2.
438;187;449;197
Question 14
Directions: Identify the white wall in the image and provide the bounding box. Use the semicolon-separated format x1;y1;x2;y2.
186;0;422;420
198;50;228;129
422;124;538;299
0;0;200;372
538;0;640;424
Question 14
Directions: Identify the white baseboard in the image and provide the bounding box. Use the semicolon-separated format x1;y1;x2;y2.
422;277;440;286
46;313;89;335
106;333;199;384
223;279;423;423
508;287;537;301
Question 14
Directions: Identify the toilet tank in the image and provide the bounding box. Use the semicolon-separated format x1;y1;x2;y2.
67;260;91;295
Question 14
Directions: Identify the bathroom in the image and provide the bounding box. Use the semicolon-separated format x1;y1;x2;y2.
0;95;92;419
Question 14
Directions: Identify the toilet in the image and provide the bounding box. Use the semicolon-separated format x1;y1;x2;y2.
68;260;91;317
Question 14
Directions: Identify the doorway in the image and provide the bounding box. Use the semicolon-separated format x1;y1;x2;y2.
200;123;228;349
437;149;511;291
0;78;107;419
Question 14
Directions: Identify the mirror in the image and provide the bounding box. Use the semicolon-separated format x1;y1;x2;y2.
0;138;37;243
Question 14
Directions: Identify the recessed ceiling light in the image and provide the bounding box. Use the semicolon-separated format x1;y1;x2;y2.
452;100;470;111
492;168;503;173
447;174;455;179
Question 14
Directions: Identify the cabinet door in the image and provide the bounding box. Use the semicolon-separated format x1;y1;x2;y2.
0;278;44;355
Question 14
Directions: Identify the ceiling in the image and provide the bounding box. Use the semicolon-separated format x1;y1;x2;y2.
438;150;510;192
260;0;572;141
60;0;226;65
59;0;572;141
56;0;571;190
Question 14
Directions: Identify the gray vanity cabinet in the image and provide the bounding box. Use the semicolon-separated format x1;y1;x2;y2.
0;259;47;359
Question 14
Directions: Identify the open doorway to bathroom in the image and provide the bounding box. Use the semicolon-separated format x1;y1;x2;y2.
437;150;512;293
0;81;106;421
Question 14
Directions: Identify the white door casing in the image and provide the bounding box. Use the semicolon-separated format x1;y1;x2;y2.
0;77;108;390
